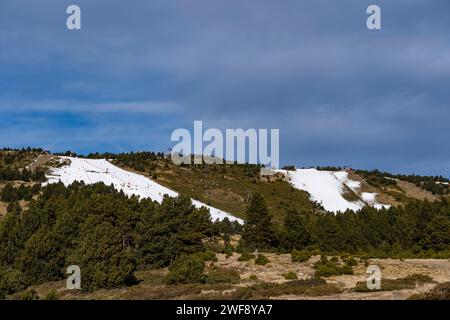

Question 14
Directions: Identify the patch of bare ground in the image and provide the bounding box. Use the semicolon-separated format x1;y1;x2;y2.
10;257;450;300
214;234;242;248
274;284;437;300
0;201;7;218
395;180;437;202
213;253;317;284
348;171;399;206
27;154;56;172
295;258;450;300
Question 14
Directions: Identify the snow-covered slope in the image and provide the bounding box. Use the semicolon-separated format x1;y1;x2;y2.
277;168;389;213
45;157;243;224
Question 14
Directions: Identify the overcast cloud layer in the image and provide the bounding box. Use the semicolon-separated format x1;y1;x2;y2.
1;0;449;176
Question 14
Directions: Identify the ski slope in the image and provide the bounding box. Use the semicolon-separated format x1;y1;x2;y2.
277;168;389;213
45;157;244;224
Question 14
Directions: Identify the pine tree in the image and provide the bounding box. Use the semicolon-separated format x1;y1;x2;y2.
282;210;311;250
242;193;275;250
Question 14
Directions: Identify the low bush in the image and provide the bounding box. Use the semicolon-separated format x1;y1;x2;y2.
44;290;59;300
223;246;233;258
207;268;240;284
343;257;358;266
229;278;342;299
20;289;39;300
282;271;298;280
353;274;434;292
291;250;312;263
198;250;218;262
0;268;28;299
313;256;353;277
255;254;270;266
237;252;255;261
164;254;206;285
409;282;450;300
341;264;354;275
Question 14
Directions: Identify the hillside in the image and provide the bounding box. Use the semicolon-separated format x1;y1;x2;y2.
276;168;390;213
2;148;450;301
45;156;243;223
1;148;448;223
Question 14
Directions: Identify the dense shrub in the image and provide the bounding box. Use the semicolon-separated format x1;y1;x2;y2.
282;271;298;280
238;252;256;262
230;278;342;299
242;193;276;251
343;257;358;267
313;256;353;277
136;195;213;269
0;183;40;202
291;250;312;263
207;268;240;284
44;290;59;300
354;274;433;292
20;289;39;300
275;199;450;258
0;182;217;295
197;250;218;262
0;268;28;299
164;254;206;285
255;254;270;266
410;282;450;300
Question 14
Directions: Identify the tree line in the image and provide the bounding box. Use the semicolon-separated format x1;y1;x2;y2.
0;182;234;297
2;179;450;298
0;168;46;183
241;193;450;256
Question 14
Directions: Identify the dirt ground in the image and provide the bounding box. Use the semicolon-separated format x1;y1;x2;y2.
11;255;450;300
213;254;450;299
0;201;7;218
213;253;317;283
395;180;437;202
26;153;55;172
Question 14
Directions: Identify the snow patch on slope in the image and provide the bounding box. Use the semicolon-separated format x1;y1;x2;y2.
45;157;243;224
277;169;389;213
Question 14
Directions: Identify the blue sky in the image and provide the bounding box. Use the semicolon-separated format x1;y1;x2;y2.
1;0;450;176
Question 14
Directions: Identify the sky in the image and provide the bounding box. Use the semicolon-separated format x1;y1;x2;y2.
1;0;450;176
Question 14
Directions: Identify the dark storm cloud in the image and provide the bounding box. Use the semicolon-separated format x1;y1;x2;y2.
0;0;449;175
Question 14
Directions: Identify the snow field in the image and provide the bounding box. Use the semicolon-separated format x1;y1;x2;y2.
45;157;244;224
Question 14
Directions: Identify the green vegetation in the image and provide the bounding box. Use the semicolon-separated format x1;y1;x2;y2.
20;289;39;300
44;290;59;300
0;183;41;202
197;250;218;262
282;271;298;280
1;148;450;299
356;169;450;195
255;254;270;266
313;256;353;277
242;193;276;250
240;193;450;259
343;257;358;267
207;268;240;284
79;151;317;223
0;267;27;299
353;274;434;292
291;250;312;263
0;148;44;167
0;168;45;182
409;282;450;300
229;278;342;299
0;182;219;296
164;254;206;285
237;252;256;262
